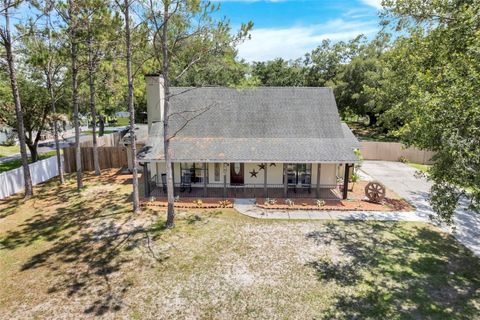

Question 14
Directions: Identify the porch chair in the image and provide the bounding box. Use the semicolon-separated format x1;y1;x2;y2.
161;173;167;193
287;172;297;193
180;172;192;193
300;173;312;193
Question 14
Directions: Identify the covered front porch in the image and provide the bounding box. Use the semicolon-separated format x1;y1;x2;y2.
140;161;355;200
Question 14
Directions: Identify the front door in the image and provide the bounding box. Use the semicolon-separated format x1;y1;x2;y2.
230;163;244;185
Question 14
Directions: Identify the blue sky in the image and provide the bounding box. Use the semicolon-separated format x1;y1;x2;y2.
212;0;383;61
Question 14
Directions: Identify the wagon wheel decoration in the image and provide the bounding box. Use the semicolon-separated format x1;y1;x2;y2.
364;181;386;203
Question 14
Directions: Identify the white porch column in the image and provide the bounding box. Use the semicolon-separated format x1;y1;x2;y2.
316;163;322;198
263;163;268;198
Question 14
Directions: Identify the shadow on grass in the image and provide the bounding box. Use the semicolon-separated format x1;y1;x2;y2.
306;221;480;319
0;174;172;317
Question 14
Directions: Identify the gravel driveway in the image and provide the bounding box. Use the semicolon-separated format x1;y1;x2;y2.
361;161;480;257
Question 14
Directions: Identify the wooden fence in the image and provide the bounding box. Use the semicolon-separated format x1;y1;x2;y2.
63;146;128;173
80;132;122;147
360;141;435;164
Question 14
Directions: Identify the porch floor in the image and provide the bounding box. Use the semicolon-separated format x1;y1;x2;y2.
149;185;342;200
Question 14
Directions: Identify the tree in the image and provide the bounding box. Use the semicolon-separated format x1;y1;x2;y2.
333;34;390;124
116;0;140;212
36;0;67;184
303;38;359;87
145;0;251;228
83;0;121;175
59;0;83;190
17;3;68;166
380;0;480;223
17;77;50;162
0;0;33;197
251;58;305;86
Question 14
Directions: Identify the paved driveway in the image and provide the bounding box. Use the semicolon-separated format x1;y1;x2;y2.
361;161;480;257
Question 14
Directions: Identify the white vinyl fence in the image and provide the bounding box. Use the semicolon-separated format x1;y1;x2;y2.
0;156;60;200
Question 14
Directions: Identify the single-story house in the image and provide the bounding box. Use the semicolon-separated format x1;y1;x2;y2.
137;74;360;200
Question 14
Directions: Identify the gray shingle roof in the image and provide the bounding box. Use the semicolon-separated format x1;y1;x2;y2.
139;87;360;163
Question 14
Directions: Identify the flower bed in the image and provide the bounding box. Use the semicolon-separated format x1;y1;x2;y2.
141;197;234;209
256;197;413;212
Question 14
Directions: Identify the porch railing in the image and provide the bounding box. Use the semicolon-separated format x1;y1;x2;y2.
147;180;341;200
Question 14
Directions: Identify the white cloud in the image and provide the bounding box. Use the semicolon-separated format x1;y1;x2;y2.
360;0;383;9
238;19;379;61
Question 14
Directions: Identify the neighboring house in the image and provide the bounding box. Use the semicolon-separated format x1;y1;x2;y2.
137;74;360;200
115;111;130;118
0;125;16;146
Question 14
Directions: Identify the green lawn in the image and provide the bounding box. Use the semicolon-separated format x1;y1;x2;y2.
116;117;130;126
0;151;57;173
0;145;20;158
0;171;479;319
408;162;431;173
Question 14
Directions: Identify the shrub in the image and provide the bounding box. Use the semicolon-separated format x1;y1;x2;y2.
316;199;326;207
218;200;232;208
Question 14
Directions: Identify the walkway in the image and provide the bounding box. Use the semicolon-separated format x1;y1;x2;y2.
234;198;428;222
234;161;480;257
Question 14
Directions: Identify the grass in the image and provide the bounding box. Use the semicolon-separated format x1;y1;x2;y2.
0;151;57;173
0;170;479;319
116;117;130;126
408;162;431;173
0;145;20;157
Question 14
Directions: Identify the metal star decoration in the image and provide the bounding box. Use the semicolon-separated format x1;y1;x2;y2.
258;163;266;171
249;169;259;178
269;163;276;167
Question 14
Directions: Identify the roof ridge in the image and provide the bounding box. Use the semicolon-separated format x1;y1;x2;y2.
171;86;333;90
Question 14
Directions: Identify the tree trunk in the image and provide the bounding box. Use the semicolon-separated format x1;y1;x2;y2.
88;38;100;176
47;74;65;184
124;0;140;213
162;3;175;228
69;0;82;190
367;112;378;127
44;7;64;184
3;5;33;197
99;115;105;136
26;143;38;163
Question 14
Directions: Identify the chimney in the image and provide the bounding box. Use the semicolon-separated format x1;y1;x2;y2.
145;73;165;133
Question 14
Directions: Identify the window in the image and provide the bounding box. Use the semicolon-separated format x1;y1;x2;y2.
214;163;221;182
285;164;312;184
180;163;208;184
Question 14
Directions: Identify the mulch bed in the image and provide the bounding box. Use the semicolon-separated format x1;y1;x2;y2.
141;197;234;209
256;198;413;212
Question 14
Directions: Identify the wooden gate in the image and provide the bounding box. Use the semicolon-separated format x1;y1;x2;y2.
63;146;128;173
